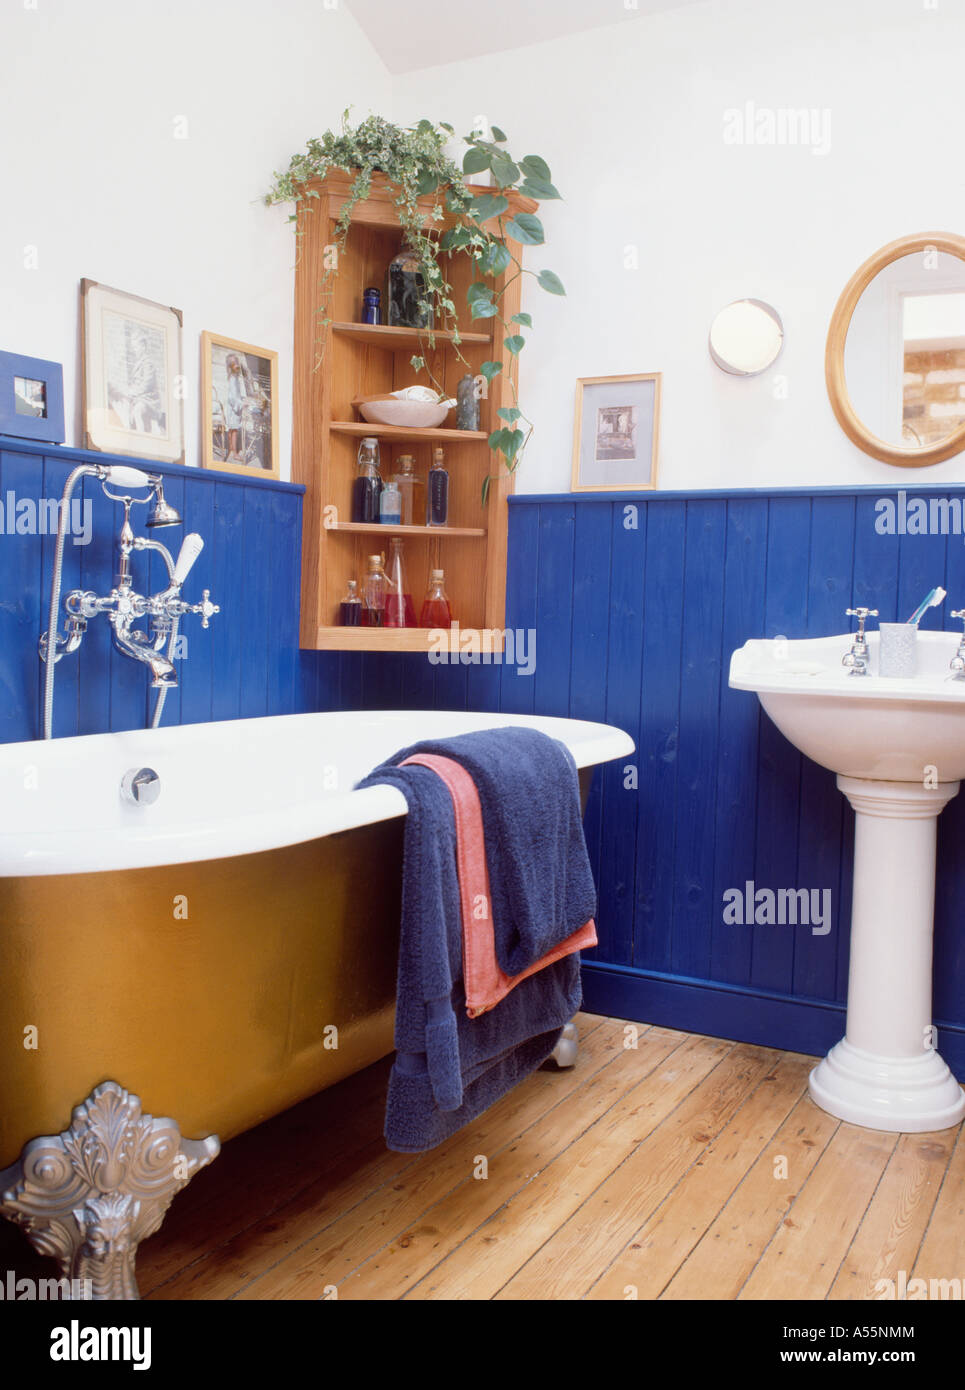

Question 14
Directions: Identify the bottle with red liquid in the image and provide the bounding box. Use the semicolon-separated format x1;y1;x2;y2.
361;553;387;627
419;568;453;629
384;538;416;627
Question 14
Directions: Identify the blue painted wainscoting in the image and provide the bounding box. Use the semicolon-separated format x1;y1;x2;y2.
353;487;965;1079
4;441;965;1080
0;437;342;742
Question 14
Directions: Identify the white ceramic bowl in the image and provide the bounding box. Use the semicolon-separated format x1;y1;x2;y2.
357;398;451;429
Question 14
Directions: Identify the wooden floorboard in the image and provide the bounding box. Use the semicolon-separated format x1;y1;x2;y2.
2;1012;963;1301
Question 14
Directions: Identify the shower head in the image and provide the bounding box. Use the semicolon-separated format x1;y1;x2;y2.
146;482;183;528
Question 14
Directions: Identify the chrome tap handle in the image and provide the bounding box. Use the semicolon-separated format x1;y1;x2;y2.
172;533;204;588
191;590;220;629
949;609;965;677
844;607;878;676
846;606;879;634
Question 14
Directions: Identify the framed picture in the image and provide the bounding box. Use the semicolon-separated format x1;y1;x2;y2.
201;332;279;479
0;351;65;444
571;372;661;492
81;279;185;464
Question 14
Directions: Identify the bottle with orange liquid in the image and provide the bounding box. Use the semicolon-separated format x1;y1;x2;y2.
384;538;416;627
419;568;453;628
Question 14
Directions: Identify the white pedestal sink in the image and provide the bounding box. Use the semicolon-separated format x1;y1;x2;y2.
730;630;965;1133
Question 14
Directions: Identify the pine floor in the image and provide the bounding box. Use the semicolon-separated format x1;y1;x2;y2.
3;1012;964;1299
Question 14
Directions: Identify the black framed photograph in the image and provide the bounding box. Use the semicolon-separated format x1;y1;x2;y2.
0;350;65;444
571;372;661;491
81;278;185;464
201;331;279;478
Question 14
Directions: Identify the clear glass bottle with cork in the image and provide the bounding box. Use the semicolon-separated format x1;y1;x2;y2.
392;453;421;527
361;553;387;627
420;568;453;628
338;578;362;627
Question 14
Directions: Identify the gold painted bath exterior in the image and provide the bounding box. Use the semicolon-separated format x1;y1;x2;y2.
0;818;404;1167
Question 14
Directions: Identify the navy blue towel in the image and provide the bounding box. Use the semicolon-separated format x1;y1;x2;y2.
357;727;597;1153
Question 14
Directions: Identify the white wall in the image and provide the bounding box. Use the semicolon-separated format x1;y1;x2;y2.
6;0;965;494
0;0;391;479
393;0;965;493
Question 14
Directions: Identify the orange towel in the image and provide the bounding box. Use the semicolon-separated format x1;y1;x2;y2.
402;752;597;1018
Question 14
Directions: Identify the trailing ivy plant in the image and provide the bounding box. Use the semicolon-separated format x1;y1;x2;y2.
265;112;565;495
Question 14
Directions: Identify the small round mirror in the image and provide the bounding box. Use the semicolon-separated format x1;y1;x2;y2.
709;299;784;376
826;232;965;466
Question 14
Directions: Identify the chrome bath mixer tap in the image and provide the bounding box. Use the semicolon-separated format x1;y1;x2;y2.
39;463;219;738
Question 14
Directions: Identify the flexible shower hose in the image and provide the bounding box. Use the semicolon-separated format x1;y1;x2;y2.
42;464;96;740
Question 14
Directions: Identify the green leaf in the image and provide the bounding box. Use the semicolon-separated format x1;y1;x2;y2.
537;268;566;296
482;474;493;506
463;146;492;175
519;176;561;201
490;125;507;143
480;361;503;383
504;334;526;355
511;312;533;328
504;212;545;246
488;429;507;451
439;121;455;134
479;241;512;277
504;428;525;462
470;193;508;222
440;226;472;251
490;153;520;187
519;154;552;182
415;168;440;194
467;281;496;317
497;407;521;423
410;355;425;372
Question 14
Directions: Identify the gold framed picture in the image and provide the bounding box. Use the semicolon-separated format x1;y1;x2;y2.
571;372;661;492
81;279;185;464
201;331;279;479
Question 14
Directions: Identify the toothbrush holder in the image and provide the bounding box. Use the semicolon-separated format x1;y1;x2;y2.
878;622;917;678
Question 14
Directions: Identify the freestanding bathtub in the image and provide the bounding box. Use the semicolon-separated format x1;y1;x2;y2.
0;708;633;1298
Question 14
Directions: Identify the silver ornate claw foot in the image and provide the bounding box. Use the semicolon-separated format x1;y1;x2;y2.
0;1080;220;1301
546;1019;579;1069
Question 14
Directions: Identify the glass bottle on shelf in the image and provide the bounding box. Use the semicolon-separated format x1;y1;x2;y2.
351;437;382;523
384;538;416;628
338;578;362;627
392;454;421;527
361;287;382;325
386;244;434;330
420;568;453;629
361;553;387;627
426;446;449;527
379;480;402;525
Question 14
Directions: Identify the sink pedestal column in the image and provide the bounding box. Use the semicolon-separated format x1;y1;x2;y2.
809;776;965;1132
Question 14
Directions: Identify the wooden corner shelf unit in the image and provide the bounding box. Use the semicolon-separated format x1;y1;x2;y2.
292;172;533;652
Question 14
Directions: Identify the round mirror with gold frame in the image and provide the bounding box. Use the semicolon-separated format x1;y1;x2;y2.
826;232;965;467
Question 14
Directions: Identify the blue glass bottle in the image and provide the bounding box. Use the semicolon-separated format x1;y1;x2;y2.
362;287;382;325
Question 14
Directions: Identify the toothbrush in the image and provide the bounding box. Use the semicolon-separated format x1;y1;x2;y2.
906;586;946;627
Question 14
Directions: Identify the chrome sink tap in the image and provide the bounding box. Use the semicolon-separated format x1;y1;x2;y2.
39;463;219;737
842;607;879;676
949;609;965;679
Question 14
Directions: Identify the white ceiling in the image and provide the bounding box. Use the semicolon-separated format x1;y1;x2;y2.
345;0;700;74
